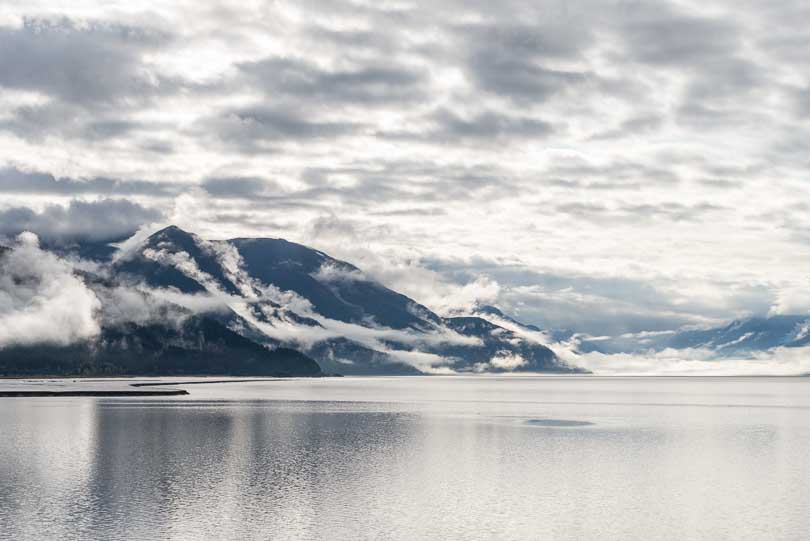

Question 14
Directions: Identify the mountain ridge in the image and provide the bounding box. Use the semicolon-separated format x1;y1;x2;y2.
111;225;581;375
578;314;810;356
1;225;583;376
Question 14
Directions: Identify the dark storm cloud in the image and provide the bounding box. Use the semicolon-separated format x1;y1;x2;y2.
0;167;178;197
0;18;173;106
238;57;427;105
0;199;163;243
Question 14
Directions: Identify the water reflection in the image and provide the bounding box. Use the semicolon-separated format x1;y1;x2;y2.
1;378;810;541
82;402;420;540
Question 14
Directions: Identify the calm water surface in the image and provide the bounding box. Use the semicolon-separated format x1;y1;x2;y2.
2;376;809;541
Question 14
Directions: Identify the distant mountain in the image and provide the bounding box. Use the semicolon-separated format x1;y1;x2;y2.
578;315;810;356
110;226;581;375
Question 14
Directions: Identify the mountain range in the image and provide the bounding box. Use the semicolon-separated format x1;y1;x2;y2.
578;315;810;356
4;225;808;377
0;226;582;376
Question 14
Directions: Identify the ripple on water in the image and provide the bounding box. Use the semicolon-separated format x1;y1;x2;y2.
525;419;594;427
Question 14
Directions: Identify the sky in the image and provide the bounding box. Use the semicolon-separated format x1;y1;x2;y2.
0;0;809;337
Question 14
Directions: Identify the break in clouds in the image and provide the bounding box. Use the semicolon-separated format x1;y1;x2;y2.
1;0;809;354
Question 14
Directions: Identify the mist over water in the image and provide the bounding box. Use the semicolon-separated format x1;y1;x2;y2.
2;376;810;541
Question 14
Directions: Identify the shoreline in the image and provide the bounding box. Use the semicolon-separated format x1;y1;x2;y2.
0;389;189;397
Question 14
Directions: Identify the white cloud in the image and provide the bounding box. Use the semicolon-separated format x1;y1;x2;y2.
489;351;527;370
769;284;810;316
0;232;100;347
559;346;810;376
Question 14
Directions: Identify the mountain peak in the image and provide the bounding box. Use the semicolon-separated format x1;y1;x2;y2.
144;225;204;255
150;225;194;241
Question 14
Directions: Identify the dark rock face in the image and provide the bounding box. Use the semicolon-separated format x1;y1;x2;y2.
0;316;321;377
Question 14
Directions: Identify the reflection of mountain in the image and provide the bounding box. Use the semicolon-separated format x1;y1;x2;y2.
107;225;581;375
578;315;810;356
75;398;420;539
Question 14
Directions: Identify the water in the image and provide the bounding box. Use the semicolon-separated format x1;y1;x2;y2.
2;376;809;541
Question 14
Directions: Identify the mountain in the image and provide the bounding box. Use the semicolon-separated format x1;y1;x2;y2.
0;315;321;377
111;226;581;375
578;315;810;356
473;305;543;332
0;240;321;377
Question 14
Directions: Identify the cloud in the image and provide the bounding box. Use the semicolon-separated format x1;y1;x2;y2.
482;351;527;371
238;56;427;105
619;8;741;67
769;285;810;316
199;106;363;151
0;232;100;347
201;176;272;198
795;87;810;117
416;108;556;142
0;199;163;243
0;17;172;106
560;346;810;376
0;166;177;197
456;21;594;103
0;0;808;342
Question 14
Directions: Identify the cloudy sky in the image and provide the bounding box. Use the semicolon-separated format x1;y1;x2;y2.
1;0;808;336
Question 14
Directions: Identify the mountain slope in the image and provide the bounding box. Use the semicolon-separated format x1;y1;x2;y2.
112;226;581;375
0;314;321;377
0;241;322;377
